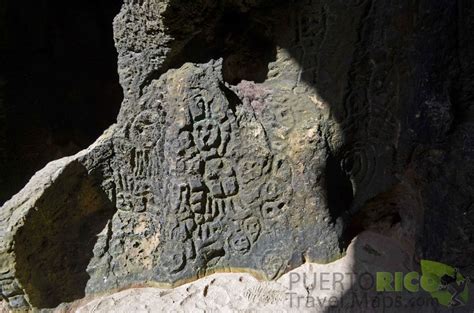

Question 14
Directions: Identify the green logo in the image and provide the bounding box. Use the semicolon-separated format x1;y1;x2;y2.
376;260;470;308
421;260;469;307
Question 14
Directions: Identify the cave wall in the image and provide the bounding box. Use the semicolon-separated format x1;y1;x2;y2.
0;0;473;310
416;0;474;277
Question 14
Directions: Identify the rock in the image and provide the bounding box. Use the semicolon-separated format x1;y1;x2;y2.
0;0;473;310
67;232;444;313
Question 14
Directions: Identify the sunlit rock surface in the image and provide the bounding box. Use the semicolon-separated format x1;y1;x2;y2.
0;0;473;310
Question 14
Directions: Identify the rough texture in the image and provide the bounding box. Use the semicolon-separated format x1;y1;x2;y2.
69;232;414;313
63;232;474;313
1;0;474;310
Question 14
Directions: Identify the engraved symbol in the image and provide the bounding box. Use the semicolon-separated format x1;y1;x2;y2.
205;159;238;198
261;201;287;219
194;119;220;151
189;96;206;121
263;181;282;201
230;230;251;253
341;143;377;192
131;110;161;149
262;252;285;280
243;216;261;243
238;157;267;184
170;183;190;215
161;248;186;274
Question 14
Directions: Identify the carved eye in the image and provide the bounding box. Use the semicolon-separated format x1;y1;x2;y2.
261;201;285;219
195;125;204;135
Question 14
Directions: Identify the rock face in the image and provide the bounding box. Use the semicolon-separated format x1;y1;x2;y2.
67;232;431;313
1;0;473;310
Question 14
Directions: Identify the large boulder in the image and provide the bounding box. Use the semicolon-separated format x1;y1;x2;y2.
1;0;473;310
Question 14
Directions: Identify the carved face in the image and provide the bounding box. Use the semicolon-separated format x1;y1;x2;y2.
238;158;267;184
230;231;251;253
262;181;281;201
130;110;161;149
273;105;294;130
193;119;220;151
243;216;261;242
261;200;287;219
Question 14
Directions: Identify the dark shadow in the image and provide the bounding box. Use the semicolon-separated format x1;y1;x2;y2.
0;0;123;205
325;152;355;249
321;0;474;311
325;153;354;224
13;161;116;308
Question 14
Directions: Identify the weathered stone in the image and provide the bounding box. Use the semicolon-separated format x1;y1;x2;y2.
1;0;474;310
58;232;440;313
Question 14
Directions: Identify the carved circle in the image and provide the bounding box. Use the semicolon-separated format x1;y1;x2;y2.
230;230;251;254
341;143;377;191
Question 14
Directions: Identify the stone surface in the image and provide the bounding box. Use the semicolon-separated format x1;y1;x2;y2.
62;232;474;313
0;0;473;310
